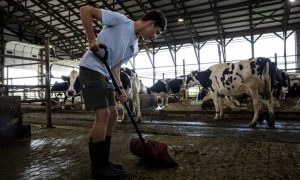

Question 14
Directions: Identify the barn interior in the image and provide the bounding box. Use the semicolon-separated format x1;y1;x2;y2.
1;0;300;179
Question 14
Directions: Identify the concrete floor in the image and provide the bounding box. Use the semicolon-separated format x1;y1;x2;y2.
0;110;300;179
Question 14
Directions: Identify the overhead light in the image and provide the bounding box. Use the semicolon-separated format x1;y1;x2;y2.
289;0;295;2
178;18;184;22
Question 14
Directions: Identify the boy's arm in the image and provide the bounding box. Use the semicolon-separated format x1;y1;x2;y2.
80;6;102;51
111;62;123;88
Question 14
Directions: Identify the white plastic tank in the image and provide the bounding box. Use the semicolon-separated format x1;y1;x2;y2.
4;41;44;70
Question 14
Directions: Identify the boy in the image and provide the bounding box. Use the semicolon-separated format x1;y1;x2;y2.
79;6;167;179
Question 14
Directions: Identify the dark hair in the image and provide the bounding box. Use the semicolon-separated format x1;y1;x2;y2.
141;10;167;32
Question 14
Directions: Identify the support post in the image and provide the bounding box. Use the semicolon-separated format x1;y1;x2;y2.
295;30;300;71
45;39;52;128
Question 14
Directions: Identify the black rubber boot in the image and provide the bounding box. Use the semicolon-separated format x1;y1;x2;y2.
88;139;126;179
105;136;124;170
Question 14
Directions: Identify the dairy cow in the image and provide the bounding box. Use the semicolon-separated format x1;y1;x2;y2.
51;81;69;105
147;78;186;107
287;75;300;106
289;83;300;106
120;68;141;122
186;57;277;128
273;69;290;100
51;69;83;109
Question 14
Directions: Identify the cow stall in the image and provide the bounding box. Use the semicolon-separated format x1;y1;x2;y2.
2;40;55;128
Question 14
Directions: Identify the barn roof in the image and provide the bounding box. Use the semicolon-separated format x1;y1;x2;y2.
1;0;300;59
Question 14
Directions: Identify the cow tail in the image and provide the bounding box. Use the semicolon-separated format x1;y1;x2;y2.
263;61;276;94
269;62;277;92
263;61;271;93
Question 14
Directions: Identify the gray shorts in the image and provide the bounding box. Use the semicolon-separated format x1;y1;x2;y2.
79;67;116;110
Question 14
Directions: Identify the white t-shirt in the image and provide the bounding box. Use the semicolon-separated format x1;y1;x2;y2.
80;9;139;77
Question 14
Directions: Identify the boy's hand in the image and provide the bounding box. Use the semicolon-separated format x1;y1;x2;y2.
89;39;100;52
116;89;127;103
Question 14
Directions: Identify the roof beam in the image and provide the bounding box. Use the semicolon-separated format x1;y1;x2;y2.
30;0;85;52
171;0;197;45
209;0;226;62
0;5;73;59
4;0;83;59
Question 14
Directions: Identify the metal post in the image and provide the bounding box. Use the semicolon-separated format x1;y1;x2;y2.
6;67;9;85
152;48;156;85
218;44;222;64
284;32;287;71
275;53;277;66
183;59;187;99
251;35;255;58
0;12;3;82
197;44;200;71
183;59;186;79
45;39;52;128
174;48;177;78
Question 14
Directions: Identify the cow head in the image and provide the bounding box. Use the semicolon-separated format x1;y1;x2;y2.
186;71;200;88
65;70;80;97
186;69;213;90
274;69;290;99
288;79;300;98
147;79;168;94
280;71;290;98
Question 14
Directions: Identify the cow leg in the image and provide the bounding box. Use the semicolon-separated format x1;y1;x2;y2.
128;99;138;121
120;104;125;123
165;96;169;107
128;99;134;115
211;94;220;120
81;94;85;110
158;96;164;107
134;94;142;123
219;95;225;120
249;91;261;128
71;96;75;110
159;94;167;107
266;95;275;128
62;94;67;110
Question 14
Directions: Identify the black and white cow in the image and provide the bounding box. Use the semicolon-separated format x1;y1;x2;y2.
289;83;300;106
287;74;300;107
186;57;277;128
147;78;186;107
51;69;83;110
273;68;290;100
120;68;141;123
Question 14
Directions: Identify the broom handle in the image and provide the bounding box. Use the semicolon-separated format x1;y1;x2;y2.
93;49;146;145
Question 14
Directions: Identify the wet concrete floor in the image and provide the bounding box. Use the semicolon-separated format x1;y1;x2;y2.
0;111;300;179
